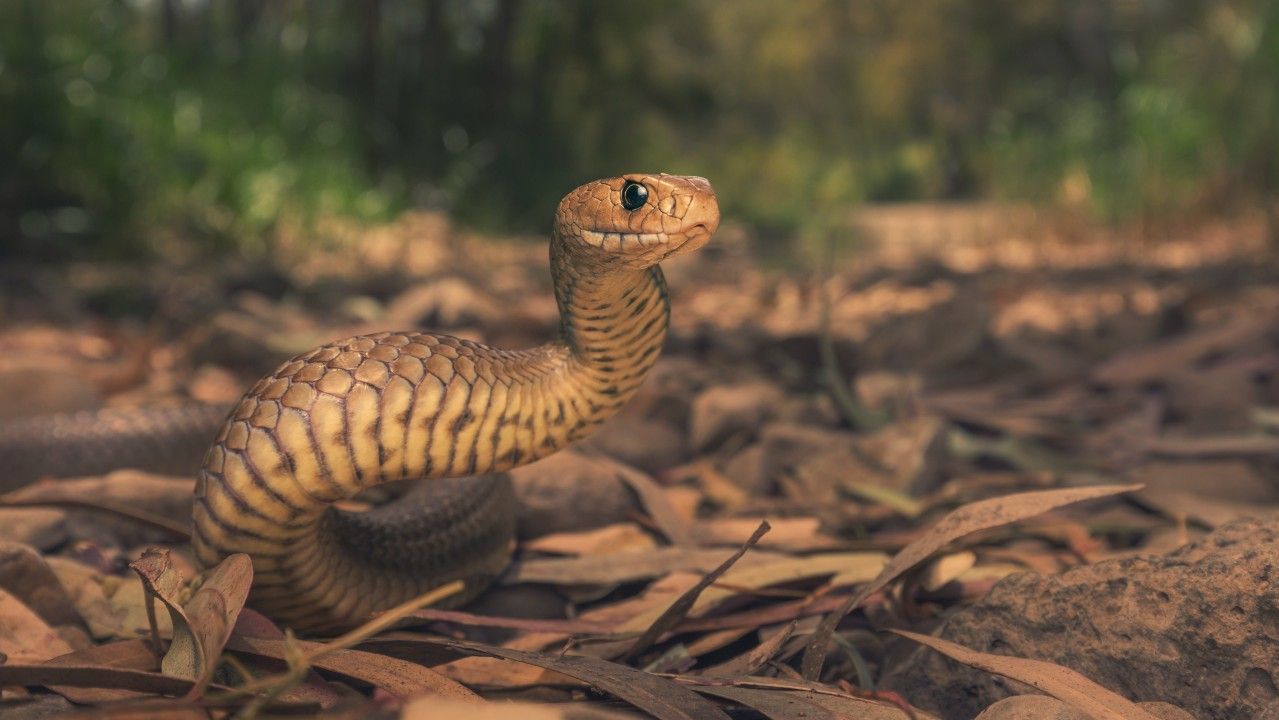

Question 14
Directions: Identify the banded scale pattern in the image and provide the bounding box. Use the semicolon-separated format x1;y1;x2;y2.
194;173;720;631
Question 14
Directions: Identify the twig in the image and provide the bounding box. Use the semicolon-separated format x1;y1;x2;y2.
621;521;770;663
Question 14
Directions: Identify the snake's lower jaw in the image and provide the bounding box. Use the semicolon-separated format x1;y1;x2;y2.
676;223;716;256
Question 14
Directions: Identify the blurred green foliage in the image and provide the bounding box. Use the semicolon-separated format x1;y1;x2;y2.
1;0;1276;259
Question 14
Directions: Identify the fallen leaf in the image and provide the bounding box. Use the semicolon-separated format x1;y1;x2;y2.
43;638;157;704
402;696;635;719
372;634;732;720
0;589;73;664
0;540;82;627
523;523;659;556
918;551;977;592
800;483;1143;679
608;458;697;546
129;549;252;693
47;556;170;641
891;630;1163;720
228;634;481;702
622;521;770;661
691;517;846;552
620;552;887;634
0;664;225;697
675;675;927;719
508;547;785;585
700;620;798;677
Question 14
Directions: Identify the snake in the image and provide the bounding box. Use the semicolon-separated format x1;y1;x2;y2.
0;174;719;632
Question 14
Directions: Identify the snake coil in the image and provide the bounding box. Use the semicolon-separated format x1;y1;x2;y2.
192;174;719;631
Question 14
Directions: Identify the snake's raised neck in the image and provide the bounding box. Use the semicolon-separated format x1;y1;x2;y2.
192;173;718;631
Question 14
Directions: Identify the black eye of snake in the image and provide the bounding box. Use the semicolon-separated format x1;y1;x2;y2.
620;181;648;211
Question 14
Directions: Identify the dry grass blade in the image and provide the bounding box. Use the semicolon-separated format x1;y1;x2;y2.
800;483;1143;679
622;520;770;662
373;633;732;720
891;630;1164;720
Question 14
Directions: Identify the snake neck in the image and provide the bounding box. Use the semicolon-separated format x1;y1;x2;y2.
546;237;669;440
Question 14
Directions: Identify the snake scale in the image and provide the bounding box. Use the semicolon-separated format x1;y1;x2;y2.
0;174;719;632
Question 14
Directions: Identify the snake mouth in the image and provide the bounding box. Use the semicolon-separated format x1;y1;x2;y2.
578;229;673;252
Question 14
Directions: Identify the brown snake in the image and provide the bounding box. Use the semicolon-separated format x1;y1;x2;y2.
189;174;719;631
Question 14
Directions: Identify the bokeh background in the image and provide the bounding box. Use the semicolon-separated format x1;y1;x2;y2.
3;0;1277;262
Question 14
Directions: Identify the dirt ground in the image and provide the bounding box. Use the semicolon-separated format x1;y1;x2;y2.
0;205;1276;719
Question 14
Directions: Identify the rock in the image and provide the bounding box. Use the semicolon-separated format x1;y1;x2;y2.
689;381;784;451
0;541;82;627
974;696;1193;720
509;450;639;539
883;517;1279;720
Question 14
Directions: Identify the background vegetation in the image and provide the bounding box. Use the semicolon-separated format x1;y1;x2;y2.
2;0;1276;260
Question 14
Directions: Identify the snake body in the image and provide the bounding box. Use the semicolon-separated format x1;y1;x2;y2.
190;174;719;631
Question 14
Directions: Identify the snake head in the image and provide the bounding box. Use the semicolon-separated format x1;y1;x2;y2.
555;173;720;269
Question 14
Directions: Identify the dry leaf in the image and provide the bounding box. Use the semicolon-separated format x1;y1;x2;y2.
800;483;1143;678
228;634;480;702
608;458;697;546
509;547;785;586
919;551;977;592
891;630;1163;720
692;517;845;552
374;634;732;720
129;549;252;690
621;552;887;635
43;638;157;704
700;620;798;677
524;523;659;556
622;521;770;661
403;697;636;719
676;675;929;720
0;588;73;664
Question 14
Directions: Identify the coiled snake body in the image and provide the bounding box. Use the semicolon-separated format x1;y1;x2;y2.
186;174;719;631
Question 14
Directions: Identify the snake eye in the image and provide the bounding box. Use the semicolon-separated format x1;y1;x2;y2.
620;181;648;211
